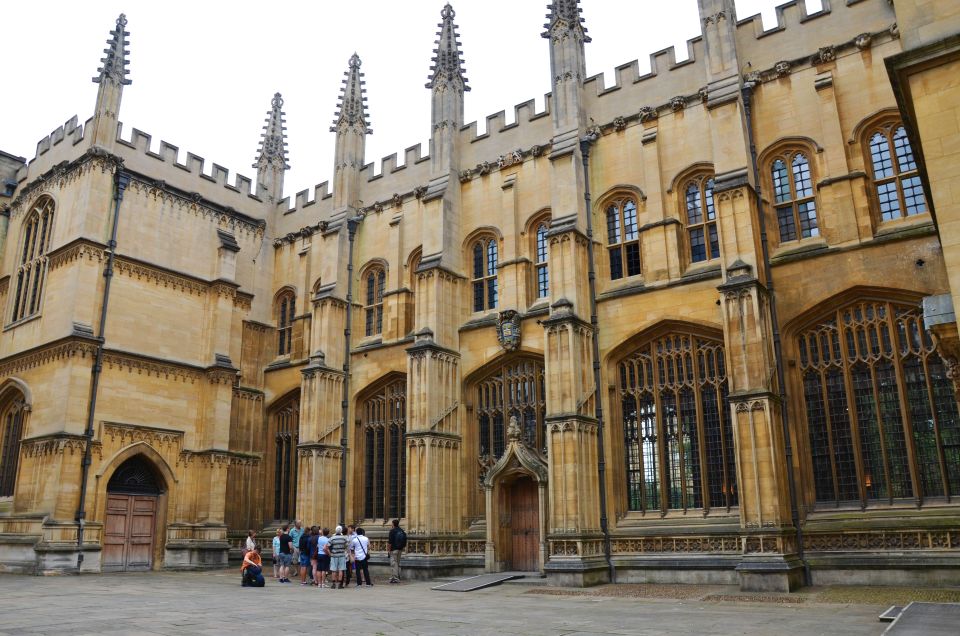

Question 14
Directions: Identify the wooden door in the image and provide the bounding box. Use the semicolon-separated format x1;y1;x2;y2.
509;478;539;571
103;494;156;572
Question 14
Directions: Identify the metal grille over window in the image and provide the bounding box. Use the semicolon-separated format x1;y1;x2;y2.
12;196;55;323
476;358;546;465
361;379;406;520
606;198;641;280
685;177;719;264
771;153;819;243
535;223;550;298
364;267;386;337
869;125;928;222
471;237;498;312
618;332;737;514
276;292;295;356
798;299;960;507
273;395;299;521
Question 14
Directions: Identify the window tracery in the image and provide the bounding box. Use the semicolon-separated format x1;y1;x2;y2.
606;198;641;280
272;394;299;521
363;265;386;337
275;290;296;356
0;396;25;498
866;123;927;221
475;358;546;465
683;176;719;264
361;379;406;520
11;196;55;323
471;236;499;312
535;222;550;299
770;152;819;243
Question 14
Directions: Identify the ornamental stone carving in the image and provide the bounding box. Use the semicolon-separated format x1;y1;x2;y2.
670;96;686;111
774;61;791;77
855;33;873;50
638;106;658;122
612;116;627;131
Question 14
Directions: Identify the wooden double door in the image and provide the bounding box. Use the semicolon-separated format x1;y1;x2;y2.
509;477;539;571
103;494;157;572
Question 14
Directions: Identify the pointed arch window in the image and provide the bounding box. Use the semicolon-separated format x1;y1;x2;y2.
535;222;550;299
475;358;546;463
606;198;640;280
11;196;55;323
798;299;960;507
361;379;406;520
618;332;738;514
684;177;719;264
866;123;927;221
0;395;25;498
770;152;819;243
471;237;498;312
272;394;299;521
275;291;296;356
364;266;386;337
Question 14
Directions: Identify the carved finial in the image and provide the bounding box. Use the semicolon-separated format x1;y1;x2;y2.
331;53;371;134
542;0;591;41
427;3;469;92
94;14;131;85
254;92;289;171
507;415;522;442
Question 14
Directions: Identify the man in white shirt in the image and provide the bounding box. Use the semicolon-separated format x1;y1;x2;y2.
350;527;372;587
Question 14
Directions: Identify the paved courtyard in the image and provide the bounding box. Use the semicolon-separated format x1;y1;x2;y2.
0;569;899;635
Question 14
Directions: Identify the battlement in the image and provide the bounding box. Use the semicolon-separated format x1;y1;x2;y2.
16;115;88;185
114;123;265;219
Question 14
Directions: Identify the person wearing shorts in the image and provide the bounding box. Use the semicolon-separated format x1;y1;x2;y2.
315;527;331;588
325;525;348;589
271;528;282;579
277;524;293;583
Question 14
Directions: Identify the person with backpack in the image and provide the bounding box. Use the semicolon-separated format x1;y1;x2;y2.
241;546;266;587
350;527;372;587
298;526;312;585
307;526;320;586
387;518;406;584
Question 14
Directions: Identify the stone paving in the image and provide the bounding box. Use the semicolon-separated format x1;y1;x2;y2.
0;569;889;635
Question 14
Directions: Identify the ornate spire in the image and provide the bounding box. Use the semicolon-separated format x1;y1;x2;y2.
426;4;469;92
330;53;371;134
93;14;131;85
254;92;289;171
542;0;591;41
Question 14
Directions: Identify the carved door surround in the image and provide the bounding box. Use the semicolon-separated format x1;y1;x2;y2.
483;416;548;573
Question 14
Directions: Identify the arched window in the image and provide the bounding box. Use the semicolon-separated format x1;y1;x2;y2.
798;298;960;507
606;198;640;280
475;358;546;463
535;223;550;299
361;379;406;520
684;177;719;263
11;196;55;322
0;394;26;498
364;266;386;337
275;290;295;356
770;152;819;243
471;237;498;312
866;124;927;221
618;332;737;514
272;393;299;521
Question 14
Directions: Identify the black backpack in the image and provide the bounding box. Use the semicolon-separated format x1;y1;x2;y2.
394;527;407;550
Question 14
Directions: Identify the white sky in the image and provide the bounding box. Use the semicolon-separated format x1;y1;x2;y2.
4;1;817;199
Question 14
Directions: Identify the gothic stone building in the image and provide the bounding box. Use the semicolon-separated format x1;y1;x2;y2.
0;0;959;591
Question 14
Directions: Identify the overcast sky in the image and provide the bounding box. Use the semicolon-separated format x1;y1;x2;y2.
5;1;817;199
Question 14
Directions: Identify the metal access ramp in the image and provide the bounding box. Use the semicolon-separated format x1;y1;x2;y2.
432;572;525;592
882;602;960;635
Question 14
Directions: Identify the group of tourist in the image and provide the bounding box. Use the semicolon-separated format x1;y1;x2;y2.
240;518;407;588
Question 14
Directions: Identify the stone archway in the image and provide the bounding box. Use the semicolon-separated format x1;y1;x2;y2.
483;417;548;573
103;455;164;572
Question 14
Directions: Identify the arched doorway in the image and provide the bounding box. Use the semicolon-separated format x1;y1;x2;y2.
506;475;539;571
103;455;162;572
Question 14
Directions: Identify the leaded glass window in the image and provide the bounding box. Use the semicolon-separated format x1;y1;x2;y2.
684;177;719;264
619;332;737;514
272;394;299;521
535;223;549;299
276;291;295;356
361;379;406;520
476;358;546;461
364;266;386;337
11;196;55;323
0;395;25;498
770;152;819;243
471;237;498;312
798;299;960;507
867;124;927;222
606;198;641;280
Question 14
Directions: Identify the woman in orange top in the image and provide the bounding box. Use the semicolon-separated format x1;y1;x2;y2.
242;546;264;587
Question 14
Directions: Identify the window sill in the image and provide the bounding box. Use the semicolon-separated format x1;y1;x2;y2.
3;312;42;332
617;508;741;528
682;261;721;279
875;214;934;239
770;236;828;261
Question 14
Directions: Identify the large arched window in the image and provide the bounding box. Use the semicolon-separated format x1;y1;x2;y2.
471;236;498;312
0;392;26;498
272;393;299;521
275;290;295;356
11;196;55;323
866;123;927;221
363;266;386;337
684;176;719;264
535;222;550;299
797;298;960;507
606;198;640;280
361;379;406;520
618;331;737;514
770;152;819;243
475;358;546;462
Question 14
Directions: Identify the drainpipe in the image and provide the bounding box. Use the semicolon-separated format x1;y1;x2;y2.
75;167;130;570
740;81;809;585
579;133;616;584
338;215;360;526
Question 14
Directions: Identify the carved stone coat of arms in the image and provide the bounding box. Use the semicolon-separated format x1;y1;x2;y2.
496;310;521;351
